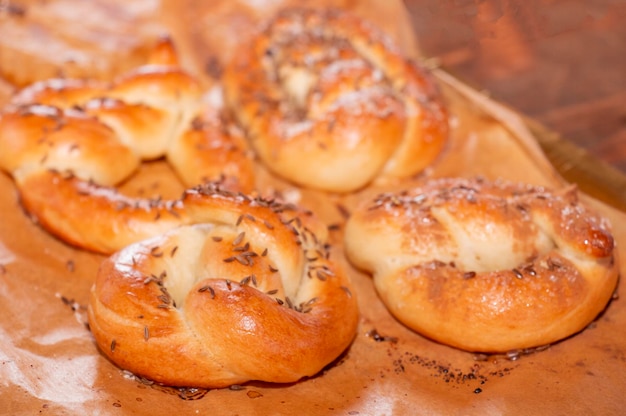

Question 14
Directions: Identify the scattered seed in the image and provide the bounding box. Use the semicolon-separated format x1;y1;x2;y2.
198;285;216;299
547;257;563;270
366;329;397;343
336;203;350;219
233;242;250;252
234;255;249;266
232;232;245;246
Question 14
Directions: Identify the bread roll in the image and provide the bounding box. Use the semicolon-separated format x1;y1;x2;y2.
224;7;448;192
89;184;359;388
344;177;619;352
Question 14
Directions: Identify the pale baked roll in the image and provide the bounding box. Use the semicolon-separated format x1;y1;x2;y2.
223;7;448;192
344;177;619;352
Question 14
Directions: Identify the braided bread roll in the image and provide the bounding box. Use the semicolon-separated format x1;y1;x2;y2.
223;7;448;192
344;177;619;352
0;39;255;253
88;184;359;388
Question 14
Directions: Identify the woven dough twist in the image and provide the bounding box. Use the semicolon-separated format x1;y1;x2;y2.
88;184;359;388
0;39;255;253
224;7;448;192
344;177;619;352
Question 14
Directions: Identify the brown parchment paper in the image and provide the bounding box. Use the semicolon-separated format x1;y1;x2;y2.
1;1;625;415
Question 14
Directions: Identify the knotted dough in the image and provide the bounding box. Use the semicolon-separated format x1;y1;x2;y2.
224;7;448;192
88;184;359;388
344;177;619;352
0;38;255;253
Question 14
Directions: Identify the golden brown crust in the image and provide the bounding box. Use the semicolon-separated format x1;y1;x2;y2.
344;177;619;352
223;7;448;192
0;39;256;253
88;185;359;388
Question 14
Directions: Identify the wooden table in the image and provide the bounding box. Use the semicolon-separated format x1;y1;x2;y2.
404;0;626;176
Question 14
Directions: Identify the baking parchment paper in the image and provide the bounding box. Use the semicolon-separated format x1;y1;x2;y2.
0;1;624;415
